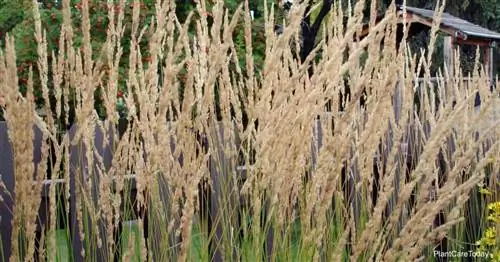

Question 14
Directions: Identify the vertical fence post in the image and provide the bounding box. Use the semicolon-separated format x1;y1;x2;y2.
69;122;114;262
209;121;237;262
443;36;455;102
483;43;494;86
0;123;45;261
0;122;14;261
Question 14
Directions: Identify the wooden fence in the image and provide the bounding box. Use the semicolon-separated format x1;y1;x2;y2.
0;117;414;261
0;119;263;261
0;81;497;261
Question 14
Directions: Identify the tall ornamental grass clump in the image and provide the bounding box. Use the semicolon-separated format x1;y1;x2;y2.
0;0;498;261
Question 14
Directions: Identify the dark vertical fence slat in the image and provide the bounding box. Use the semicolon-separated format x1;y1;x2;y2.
0;123;44;261
95;123;114;262
0;122;13;261
209;152;224;262
209;121;275;261
311;119;322;171
32;125;45;262
68;123;114;262
0;98;496;261
68;124;85;262
95;123;113;262
209;122;233;262
315;116;363;227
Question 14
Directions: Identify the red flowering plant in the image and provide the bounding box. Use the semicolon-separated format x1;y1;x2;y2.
116;89;128;118
1;0;267;123
1;0;159;123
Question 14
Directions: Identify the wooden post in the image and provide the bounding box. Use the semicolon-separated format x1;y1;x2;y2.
443;36;455;78
483;43;494;86
490;45;495;86
443;36;455;101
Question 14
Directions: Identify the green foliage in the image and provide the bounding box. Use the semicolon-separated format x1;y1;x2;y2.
0;0;276;121
1;0;161;119
0;0;30;44
2;0;499;121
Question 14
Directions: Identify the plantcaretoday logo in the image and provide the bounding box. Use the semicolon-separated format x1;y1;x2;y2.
433;250;490;259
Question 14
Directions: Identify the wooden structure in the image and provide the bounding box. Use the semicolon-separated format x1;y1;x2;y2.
360;5;500;84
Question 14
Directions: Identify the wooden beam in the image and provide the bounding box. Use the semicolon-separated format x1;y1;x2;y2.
409;15;460;37
358;13;414;39
443;36;455;75
443;36;455;99
396;11;416;23
456;38;492;46
360;11;497;47
356;12;424;39
397;11;469;40
489;45;494;86
483;45;494;86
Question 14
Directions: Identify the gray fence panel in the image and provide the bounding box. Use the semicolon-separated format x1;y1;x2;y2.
208;121;276;261
1;113;494;261
0;122;13;261
68;123;114;262
0;122;45;261
209;122;234;262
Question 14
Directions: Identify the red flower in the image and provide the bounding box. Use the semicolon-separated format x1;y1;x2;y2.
117;90;123;98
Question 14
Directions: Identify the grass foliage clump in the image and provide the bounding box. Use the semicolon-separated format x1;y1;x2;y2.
0;0;498;261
